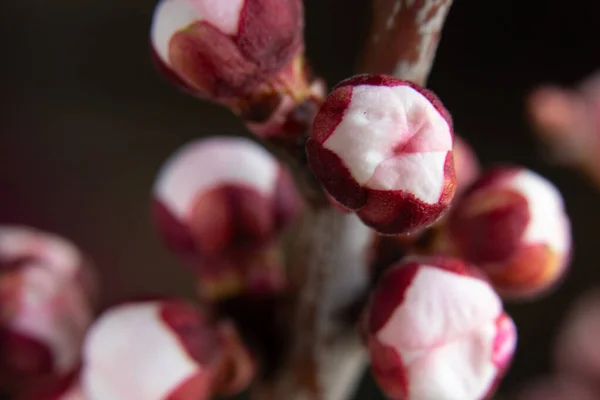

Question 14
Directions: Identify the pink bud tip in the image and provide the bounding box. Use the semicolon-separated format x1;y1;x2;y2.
446;167;572;300
152;137;299;283
364;257;517;400
81;299;255;400
0;226;95;394
307;74;456;234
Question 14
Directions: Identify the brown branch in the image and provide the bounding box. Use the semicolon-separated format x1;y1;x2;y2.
359;0;454;85
249;3;455;399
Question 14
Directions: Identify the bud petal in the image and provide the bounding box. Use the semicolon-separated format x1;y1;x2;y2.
446;167;572;299
81;300;254;400
364;257;517;400
152;137;300;297
0;227;95;394
150;0;318;137
307;75;456;234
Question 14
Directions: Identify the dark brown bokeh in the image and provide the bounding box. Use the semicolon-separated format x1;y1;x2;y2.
2;1;600;398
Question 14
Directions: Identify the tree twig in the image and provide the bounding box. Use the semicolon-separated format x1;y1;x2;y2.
252;2;454;399
360;0;454;85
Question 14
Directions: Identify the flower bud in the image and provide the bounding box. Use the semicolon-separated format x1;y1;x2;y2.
364;257;517;400
446;167;572;300
150;0;322;136
307;74;456;234
81;300;255;400
0;227;95;394
153;137;300;298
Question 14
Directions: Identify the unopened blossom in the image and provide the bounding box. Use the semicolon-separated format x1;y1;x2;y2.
0;226;95;394
150;0;323;137
363;257;517;400
81;300;255;400
153;137;300;298
445;167;571;300
307;74;456;234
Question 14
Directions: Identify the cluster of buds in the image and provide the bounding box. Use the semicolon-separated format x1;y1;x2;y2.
153;136;301;299
150;0;324;137
80;299;254;400
0;226;96;395
363;257;517;400
442;167;572;300
306;74;456;234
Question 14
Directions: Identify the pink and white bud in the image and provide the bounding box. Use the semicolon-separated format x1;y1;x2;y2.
150;0;322;136
446;167;572;300
364;257;517;400
554;289;600;383
81;300;255;400
453;135;480;194
307;74;456;234
0;227;95;394
153;137;300;297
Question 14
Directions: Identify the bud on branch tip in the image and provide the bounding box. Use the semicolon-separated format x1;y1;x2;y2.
307;74;456;234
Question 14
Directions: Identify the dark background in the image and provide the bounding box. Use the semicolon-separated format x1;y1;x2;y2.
2;0;600;398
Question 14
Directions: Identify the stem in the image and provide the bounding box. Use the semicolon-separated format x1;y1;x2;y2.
359;0;454;85
251;2;454;399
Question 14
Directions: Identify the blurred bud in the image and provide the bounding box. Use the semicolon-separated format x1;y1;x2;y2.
554;289;600;383
528;72;600;188
514;376;599;400
150;0;323;137
307;74;456;234
445;167;572;300
363;257;517;400
153;137;300;298
453;135;480;194
0;227;95;394
81;300;255;400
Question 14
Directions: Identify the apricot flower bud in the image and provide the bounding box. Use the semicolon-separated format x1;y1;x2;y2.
307;75;456;234
81;300;255;400
153;137;300;297
364;257;517;400
0;227;95;394
446;167;571;300
150;0;322;136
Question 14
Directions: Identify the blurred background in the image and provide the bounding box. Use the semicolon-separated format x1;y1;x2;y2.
2;0;600;397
